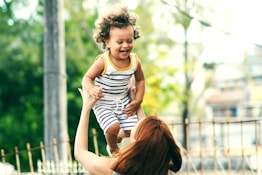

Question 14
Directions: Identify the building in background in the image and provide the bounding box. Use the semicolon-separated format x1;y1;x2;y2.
202;45;262;156
205;46;262;118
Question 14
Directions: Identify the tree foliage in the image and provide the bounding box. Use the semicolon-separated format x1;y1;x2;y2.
0;0;43;170
0;0;213;170
133;0;180;115
0;0;107;170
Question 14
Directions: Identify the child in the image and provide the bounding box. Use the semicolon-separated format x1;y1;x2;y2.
82;3;145;155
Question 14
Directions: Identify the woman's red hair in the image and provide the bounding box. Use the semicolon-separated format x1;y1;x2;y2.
111;116;182;175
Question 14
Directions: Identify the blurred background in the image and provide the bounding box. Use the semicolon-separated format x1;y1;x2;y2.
0;0;262;174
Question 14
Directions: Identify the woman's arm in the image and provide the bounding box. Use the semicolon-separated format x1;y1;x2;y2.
74;88;112;175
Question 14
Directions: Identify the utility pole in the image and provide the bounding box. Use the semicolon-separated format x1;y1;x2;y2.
43;0;68;161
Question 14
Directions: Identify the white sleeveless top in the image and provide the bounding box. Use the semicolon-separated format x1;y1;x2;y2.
94;51;138;108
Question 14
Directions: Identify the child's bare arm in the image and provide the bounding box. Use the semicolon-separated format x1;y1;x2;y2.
123;60;145;116
82;57;104;100
133;60;145;105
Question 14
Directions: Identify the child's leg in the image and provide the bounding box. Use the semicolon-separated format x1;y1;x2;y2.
105;123;120;154
117;129;131;148
118;129;131;139
117;129;130;144
117;129;125;143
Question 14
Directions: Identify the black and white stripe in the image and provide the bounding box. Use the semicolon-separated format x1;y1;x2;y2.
93;51;139;133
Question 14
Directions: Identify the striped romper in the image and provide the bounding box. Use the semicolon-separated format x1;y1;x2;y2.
93;51;139;134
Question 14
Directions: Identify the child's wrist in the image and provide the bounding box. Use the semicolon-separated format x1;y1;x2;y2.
133;99;142;105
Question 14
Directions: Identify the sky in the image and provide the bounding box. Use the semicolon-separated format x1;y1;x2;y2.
7;0;262;44
199;0;262;63
226;0;262;46
161;0;262;64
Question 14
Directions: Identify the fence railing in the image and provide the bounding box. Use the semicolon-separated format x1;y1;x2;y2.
0;136;92;175
1;117;262;175
166;116;262;175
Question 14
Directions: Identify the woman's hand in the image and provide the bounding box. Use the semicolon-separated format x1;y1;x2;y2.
78;87;98;108
88;86;104;100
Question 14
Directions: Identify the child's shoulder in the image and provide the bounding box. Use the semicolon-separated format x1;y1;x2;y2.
95;53;104;60
96;51;111;61
93;54;106;68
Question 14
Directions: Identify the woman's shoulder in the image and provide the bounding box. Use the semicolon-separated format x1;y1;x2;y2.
82;155;115;175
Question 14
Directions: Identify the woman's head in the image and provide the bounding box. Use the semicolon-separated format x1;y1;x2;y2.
93;3;140;50
112;116;182;175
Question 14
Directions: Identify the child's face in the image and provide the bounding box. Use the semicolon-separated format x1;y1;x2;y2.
105;25;134;60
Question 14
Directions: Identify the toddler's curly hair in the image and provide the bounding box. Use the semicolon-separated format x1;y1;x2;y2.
93;3;140;50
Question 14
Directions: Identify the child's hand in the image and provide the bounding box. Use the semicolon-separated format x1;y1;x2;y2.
123;100;141;116
89;86;104;100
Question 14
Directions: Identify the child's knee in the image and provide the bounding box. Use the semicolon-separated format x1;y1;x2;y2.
124;130;131;137
106;123;120;135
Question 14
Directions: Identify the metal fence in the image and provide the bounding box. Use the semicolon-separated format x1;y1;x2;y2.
166;117;262;175
1;117;262;175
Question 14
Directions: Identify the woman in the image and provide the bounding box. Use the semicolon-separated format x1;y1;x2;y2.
74;87;182;175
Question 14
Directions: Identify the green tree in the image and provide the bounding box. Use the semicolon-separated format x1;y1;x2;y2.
0;0;43;171
0;0;198;171
0;0;107;171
